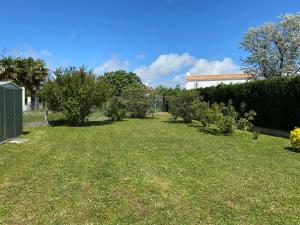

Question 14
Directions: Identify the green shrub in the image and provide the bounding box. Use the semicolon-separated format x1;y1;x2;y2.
43;67;97;126
237;110;257;131
192;101;212;127
253;129;260;140
169;90;200;123
122;84;154;118
215;101;238;135
103;97;126;121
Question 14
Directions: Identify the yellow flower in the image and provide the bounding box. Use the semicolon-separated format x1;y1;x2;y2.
290;127;300;148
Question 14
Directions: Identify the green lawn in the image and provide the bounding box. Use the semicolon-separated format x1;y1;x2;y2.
0;114;299;224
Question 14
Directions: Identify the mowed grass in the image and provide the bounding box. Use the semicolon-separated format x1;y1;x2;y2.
0;115;299;224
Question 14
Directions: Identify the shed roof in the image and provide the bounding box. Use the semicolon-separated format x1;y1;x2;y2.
0;81;22;89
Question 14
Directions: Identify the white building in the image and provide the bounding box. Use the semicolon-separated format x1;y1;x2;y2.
186;73;254;90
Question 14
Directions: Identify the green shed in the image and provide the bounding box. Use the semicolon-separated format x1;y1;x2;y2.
0;82;23;143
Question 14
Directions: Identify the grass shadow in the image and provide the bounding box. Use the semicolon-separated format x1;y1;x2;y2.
163;119;186;124
48;119;114;127
284;147;300;153
22;131;31;135
198;127;223;136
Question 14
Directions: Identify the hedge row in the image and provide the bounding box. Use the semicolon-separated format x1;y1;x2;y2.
196;76;300;131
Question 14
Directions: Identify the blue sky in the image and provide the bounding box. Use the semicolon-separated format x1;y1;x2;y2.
0;0;299;86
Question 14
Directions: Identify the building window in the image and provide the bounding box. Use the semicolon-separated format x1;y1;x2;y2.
194;82;198;89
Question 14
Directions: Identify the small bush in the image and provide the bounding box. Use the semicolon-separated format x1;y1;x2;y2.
253;129;260;140
192;101;213;127
103;97;126;121
122;84;154;118
237;110;257;131
169;90;200;123
215;101;238;135
290;127;300;148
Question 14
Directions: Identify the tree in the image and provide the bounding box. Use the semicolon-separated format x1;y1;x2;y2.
18;57;49;109
101;70;142;96
0;56;20;82
95;77;116;108
169;90;200;123
241;13;300;78
122;84;154;118
43;67;97;126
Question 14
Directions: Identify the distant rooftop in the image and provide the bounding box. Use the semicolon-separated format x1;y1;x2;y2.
186;73;254;81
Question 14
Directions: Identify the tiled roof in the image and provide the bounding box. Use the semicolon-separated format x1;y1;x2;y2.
186;73;254;81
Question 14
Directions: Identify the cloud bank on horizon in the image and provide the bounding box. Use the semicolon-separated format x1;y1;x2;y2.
97;52;241;87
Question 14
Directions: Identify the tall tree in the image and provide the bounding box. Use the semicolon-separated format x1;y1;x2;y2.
101;70;142;96
18;57;49;109
241;13;300;78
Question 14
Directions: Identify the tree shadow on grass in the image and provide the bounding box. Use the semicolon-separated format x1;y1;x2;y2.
284;147;300;153
163;119;186;124
22;131;31;135
48;119;114;127
198;127;223;136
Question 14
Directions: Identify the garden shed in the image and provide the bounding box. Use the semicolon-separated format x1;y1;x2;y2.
0;82;23;143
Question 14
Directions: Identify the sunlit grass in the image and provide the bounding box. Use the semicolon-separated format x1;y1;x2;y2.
0;114;299;224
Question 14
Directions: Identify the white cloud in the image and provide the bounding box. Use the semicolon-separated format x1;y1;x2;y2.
8;44;53;59
133;53;240;87
95;56;129;74
189;57;240;75
134;53;195;83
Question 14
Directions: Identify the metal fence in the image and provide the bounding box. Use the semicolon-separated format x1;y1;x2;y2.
0;82;23;143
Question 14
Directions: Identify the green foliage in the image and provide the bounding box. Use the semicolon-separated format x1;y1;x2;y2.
154;85;181;112
191;101;211;127
253;129;260;140
197;76;300;130
95;77;116;107
169;90;200;123
101;70;142;96
43;67;97;126
122;84;154;118
215;101;238;135
103;97;127;121
237;110;257;131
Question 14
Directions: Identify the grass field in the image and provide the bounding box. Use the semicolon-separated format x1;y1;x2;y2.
0;114;299;224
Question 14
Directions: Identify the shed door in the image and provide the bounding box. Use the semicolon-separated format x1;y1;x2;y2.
5;88;15;139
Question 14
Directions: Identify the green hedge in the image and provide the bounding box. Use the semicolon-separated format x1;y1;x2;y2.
197;76;300;131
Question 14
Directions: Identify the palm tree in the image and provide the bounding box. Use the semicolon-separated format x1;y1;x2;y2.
0;56;20;83
19;57;49;110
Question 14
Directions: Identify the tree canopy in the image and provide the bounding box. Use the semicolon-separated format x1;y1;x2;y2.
100;70;142;96
241;13;300;78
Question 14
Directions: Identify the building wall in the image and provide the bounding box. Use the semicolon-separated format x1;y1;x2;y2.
186;79;248;90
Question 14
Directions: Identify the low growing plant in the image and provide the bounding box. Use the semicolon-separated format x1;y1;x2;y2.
290;127;300;148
